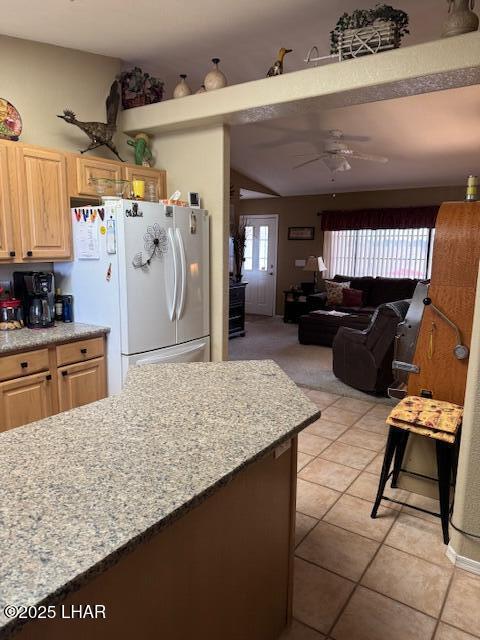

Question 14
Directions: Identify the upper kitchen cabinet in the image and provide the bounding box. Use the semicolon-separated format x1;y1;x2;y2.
15;145;72;260
123;164;167;200
0;143;15;261
67;152;167;199
68;154;123;197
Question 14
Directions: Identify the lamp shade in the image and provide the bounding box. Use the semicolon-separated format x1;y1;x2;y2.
304;256;328;272
303;256;319;272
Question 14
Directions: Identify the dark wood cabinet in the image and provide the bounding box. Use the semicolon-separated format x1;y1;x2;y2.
283;290;308;323
229;282;247;338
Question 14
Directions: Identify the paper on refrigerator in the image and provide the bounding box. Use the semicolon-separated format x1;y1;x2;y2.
76;217;100;260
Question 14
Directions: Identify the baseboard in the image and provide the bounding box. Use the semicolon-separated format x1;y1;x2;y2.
447;544;480;576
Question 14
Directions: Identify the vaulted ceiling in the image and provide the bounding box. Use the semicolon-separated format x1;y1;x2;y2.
230;85;480;196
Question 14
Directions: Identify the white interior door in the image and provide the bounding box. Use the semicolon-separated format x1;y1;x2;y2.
241;215;278;316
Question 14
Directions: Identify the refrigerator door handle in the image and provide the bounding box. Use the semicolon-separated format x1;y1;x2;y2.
136;340;207;364
175;227;187;320
167;228;178;321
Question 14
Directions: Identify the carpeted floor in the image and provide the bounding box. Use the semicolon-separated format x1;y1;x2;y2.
228;315;392;404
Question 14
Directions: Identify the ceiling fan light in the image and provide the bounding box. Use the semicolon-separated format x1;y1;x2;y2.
323;156;351;173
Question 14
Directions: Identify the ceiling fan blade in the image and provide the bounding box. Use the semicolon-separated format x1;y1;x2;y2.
293;157;322;169
345;152;389;163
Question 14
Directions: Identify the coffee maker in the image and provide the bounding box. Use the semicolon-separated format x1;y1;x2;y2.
13;271;55;329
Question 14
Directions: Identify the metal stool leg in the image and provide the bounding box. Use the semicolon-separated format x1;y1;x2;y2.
371;426;399;519
391;430;409;488
435;440;454;545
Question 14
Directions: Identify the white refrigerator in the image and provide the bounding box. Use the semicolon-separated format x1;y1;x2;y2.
55;199;210;395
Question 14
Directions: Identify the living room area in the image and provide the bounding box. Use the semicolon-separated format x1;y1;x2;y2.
228;83;477;401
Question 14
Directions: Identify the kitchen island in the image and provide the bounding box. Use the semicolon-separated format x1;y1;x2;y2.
0;360;319;640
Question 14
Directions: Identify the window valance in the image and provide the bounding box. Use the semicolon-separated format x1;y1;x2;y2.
320;206;438;231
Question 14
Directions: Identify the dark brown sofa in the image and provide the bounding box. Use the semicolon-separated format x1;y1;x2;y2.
307;275;419;315
332;300;410;394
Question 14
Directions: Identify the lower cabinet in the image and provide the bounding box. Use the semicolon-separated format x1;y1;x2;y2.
0;372;54;432
0;335;107;433
58;356;106;412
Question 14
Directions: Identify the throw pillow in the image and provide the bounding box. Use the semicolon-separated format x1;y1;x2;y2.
342;288;363;307
325;280;350;306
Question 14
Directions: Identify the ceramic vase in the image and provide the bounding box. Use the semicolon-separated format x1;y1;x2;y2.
442;0;479;37
204;58;227;91
173;74;192;99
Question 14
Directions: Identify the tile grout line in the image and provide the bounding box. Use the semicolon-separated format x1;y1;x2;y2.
323;484;403;638
428;568;456;640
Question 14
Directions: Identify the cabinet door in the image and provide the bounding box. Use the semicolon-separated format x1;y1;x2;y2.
71;155;123;196
15;146;72;260
58;356;107;412
123;164;167;199
0;142;15;260
0;371;54;432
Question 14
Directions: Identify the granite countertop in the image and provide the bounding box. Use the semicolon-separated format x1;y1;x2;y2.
0;323;110;355
0;360;319;637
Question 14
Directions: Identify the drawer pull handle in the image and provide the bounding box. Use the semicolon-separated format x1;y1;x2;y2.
20;362;28;369
26;251;33;257
46;374;52;381
80;348;87;354
62;370;68;376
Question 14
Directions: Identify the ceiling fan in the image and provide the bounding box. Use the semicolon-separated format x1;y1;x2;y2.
293;129;388;173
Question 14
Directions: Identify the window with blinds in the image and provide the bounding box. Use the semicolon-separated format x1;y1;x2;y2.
324;228;434;279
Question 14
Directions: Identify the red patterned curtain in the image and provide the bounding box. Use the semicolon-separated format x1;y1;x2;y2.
320;207;438;231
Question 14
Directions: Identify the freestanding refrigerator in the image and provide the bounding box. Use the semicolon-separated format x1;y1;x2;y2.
55;199;210;395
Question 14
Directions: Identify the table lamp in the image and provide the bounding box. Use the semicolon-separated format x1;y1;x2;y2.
303;256;327;288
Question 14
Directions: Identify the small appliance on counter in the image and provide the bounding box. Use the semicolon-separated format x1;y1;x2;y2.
13;271;55;329
0;294;24;331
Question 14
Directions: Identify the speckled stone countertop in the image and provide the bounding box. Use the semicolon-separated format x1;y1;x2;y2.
0;323;110;355
0;360;319;637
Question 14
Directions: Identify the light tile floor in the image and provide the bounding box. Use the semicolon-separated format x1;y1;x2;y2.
281;389;480;640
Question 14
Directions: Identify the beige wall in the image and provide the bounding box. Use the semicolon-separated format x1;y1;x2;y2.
151;125;230;361
0;35;124;157
240;185;464;315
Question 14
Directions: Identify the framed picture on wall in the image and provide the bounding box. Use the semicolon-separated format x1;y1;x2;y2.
288;226;315;240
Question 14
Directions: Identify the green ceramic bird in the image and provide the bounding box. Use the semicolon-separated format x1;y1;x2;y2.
267;48;293;77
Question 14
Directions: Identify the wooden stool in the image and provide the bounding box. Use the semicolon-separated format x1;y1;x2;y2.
371;397;462;545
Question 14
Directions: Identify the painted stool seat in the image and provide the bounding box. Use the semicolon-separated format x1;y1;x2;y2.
371;396;463;545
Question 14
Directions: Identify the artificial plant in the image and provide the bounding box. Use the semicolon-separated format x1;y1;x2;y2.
330;4;410;54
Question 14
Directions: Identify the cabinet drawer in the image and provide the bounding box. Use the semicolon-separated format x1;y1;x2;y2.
230;286;245;305
56;336;104;367
0;348;50;382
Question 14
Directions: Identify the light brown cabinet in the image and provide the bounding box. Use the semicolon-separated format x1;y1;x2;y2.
15;145;72;260
0;140;72;262
67;152;167;200
0;143;15;260
58;356;106;412
68;155;123;197
0;371;54;432
0;335;107;433
123;164;167;200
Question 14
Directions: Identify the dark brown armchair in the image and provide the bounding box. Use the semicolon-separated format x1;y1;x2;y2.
332;300;410;394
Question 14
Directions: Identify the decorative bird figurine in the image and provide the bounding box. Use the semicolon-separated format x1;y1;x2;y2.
266;48;293;77
57;80;124;161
